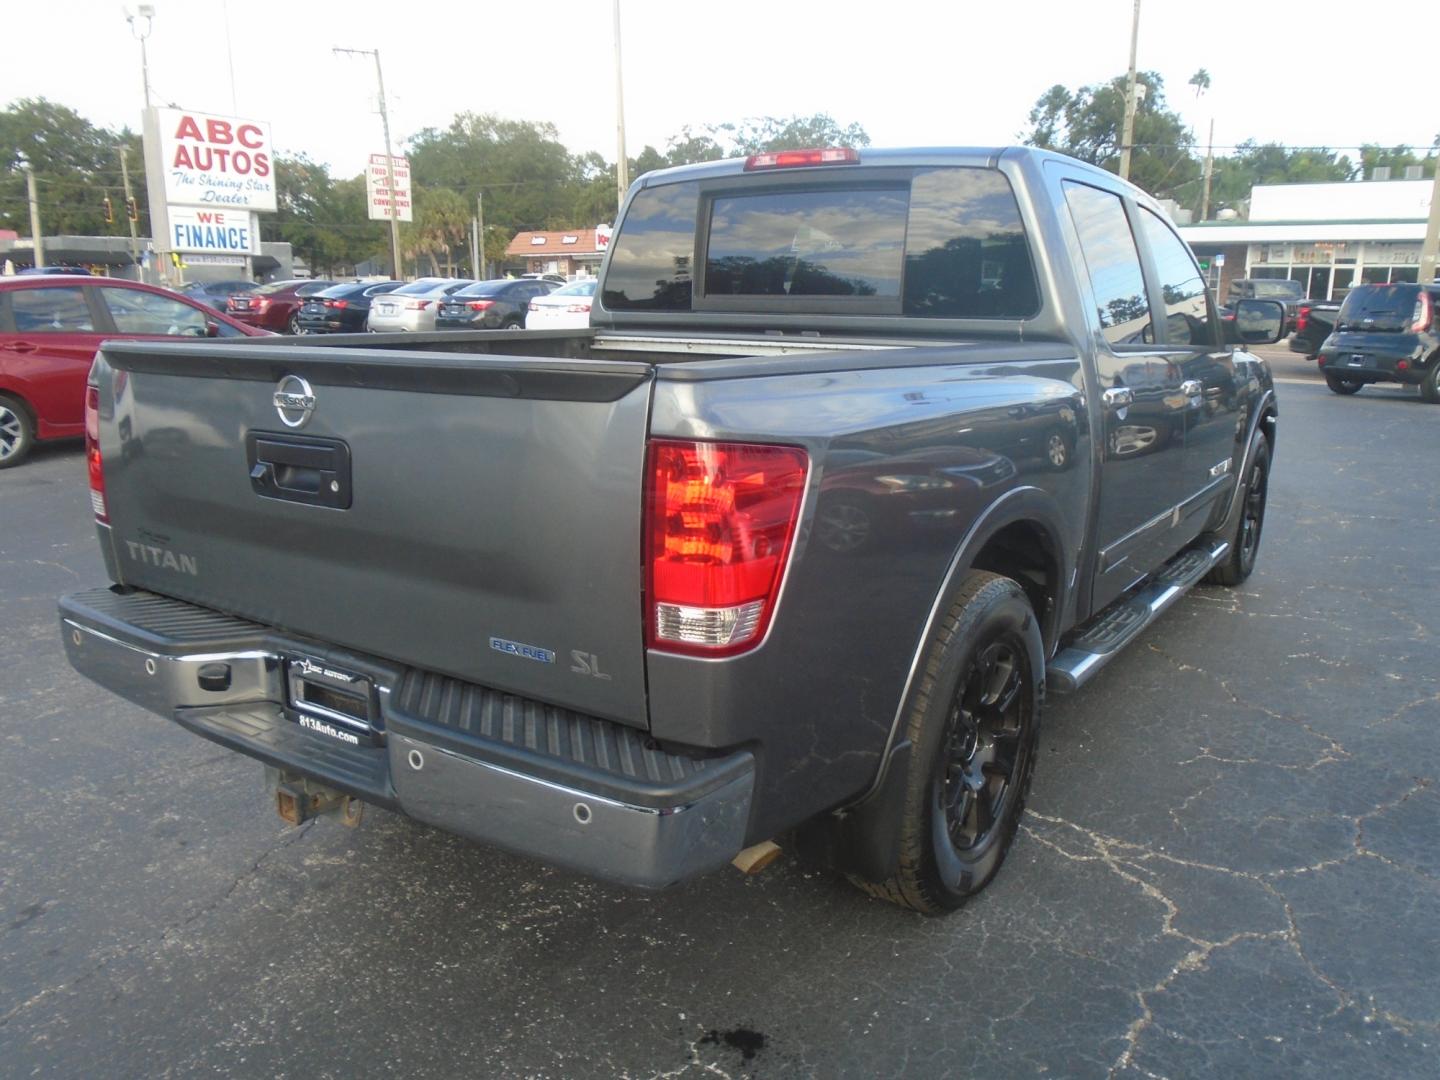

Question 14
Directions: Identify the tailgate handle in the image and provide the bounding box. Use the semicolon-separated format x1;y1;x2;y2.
246;432;352;509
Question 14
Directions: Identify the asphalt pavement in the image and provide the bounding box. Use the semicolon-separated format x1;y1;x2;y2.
2;346;1436;1078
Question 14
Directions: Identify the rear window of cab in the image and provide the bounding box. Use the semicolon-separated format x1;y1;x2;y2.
602;166;1039;320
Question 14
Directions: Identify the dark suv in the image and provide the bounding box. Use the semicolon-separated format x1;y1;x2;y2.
435;278;558;330
1317;282;1440;400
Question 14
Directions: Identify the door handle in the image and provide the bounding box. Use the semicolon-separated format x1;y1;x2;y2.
1180;379;1203;396
5;341;38;354
1102;387;1134;411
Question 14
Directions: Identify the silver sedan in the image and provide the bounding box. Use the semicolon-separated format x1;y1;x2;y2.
367;278;475;332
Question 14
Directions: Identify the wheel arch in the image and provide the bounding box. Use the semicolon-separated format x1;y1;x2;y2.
792;486;1070;883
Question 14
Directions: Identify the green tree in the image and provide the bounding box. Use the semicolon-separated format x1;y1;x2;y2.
270;154;384;276
1356;142;1437;179
0;98;145;238
403;186;470;275
1205;142;1354;213
657;114;872;168
1022;73;1200;199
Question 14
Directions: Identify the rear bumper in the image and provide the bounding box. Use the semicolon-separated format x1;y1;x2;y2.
58;587;754;889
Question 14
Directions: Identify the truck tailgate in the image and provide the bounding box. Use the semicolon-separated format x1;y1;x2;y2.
94;341;655;727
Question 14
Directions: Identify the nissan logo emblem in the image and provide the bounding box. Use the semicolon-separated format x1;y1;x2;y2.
273;375;315;428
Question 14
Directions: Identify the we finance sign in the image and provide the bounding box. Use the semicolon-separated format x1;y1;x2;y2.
150;108;277;213
169;207;260;255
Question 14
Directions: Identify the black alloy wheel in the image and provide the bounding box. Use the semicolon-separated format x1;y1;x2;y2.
852;571;1042;914
935;639;1030;857
1207;431;1270;587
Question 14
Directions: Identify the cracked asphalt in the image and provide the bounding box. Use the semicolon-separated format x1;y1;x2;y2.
2;347;1436;1077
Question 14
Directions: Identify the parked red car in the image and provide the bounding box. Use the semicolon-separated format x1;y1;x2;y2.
0;275;266;468
226;279;336;334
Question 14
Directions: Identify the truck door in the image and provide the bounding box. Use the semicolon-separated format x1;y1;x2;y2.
1061;180;1190;613
1131;206;1241;544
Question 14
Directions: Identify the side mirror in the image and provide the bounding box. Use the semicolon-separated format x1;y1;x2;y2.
205;321;220;338
1227;299;1285;345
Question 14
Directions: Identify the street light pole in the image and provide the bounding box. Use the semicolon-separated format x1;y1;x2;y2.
125;5;155;109
1118;0;1142;181
334;47;404;280
613;0;629;213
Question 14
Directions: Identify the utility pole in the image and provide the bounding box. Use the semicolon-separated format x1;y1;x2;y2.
613;0;629;212
1200;118;1215;222
119;147;141;279
476;192;487;279
24;166;44;269
1421;163;1440;286
471;216;480;280
1118;0;1142;181
334;47;403;279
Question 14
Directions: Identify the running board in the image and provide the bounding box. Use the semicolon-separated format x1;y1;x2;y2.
1046;540;1229;693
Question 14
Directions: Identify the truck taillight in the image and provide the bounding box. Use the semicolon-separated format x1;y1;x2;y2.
84;384;107;523
644;439;808;657
1296;305;1310;333
1411;290;1433;333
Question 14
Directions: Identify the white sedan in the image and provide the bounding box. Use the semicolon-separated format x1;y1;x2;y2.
524;279;597;330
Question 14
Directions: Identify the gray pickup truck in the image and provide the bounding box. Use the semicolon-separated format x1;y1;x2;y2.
59;147;1284;914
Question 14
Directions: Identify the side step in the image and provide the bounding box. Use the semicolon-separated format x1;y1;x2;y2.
1046;540;1228;693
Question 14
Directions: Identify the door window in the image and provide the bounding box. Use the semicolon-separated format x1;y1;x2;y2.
1137;208;1217;347
98;287;211;336
1063;183;1152;345
10;287;95;332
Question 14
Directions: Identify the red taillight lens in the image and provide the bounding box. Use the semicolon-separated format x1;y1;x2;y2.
84;384;107;523
528;302;540;312
744;147;859;171
644;439;808;656
467;300;494;311
1296;304;1310;333
254;297;269;311
566;302;593;313
1411;290;1432;333
324;298;348;310
404;299;432;310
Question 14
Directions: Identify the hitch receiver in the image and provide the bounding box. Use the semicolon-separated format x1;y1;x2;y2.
267;767;364;828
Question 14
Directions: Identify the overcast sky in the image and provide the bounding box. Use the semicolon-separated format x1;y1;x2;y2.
6;0;1437;180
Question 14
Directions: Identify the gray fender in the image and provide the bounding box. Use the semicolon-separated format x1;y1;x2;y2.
792;484;1070;882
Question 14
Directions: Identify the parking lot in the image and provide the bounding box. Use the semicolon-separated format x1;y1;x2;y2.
1;346;1436;1078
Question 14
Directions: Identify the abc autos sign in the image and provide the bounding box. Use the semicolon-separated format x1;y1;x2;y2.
148;107;277;213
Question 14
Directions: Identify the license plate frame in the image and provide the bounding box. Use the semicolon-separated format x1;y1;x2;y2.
285;656;377;745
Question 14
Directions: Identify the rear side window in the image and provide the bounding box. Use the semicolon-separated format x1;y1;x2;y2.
10;287;95;332
903;168;1038;319
602;182;698;311
1063;182;1152;345
1137;208;1216;347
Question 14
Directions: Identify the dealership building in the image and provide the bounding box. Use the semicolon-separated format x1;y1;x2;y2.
1179;175;1434;301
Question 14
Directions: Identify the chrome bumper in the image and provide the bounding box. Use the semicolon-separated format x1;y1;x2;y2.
59;588;754;889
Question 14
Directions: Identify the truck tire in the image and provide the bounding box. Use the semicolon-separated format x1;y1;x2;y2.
1325;374;1362;395
1206;433;1270;587
852;571;1042;914
0;393;35;469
